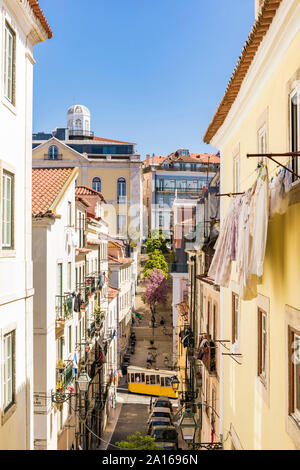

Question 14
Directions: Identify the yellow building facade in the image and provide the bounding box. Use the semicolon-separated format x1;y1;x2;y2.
32;135;142;243
204;0;300;450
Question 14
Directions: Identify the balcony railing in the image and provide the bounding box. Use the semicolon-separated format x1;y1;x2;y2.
44;153;63;160
56;294;73;325
198;340;216;374
156;186;202;194
171;263;189;273
68;129;94;138
157;164;219;172
76;283;89;307
56;360;74;391
117;196;127;204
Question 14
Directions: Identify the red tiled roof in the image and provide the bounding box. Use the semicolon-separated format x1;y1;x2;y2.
28;0;53;39
75;185;106;202
76;248;92;254
162;152;219;166
108;255;133;265
108;287;119;302
93;136;135;145
32;168;75;216
204;0;283;143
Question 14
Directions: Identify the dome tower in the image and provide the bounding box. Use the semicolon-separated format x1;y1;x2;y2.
67;105;93;139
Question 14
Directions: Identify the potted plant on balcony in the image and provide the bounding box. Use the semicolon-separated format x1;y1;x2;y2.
57;359;65;372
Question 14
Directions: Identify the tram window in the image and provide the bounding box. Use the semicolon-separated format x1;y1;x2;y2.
156;375;160;384
141;373;145;382
146;375;150;385
135;373;140;383
127;374;130;383
161;377;165;387
131;374;135;383
165;377;171;387
150;375;156;385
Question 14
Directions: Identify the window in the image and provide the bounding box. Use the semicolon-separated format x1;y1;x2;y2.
4;22;15;104
58;336;63;360
213;304;217;341
258;125;267;154
258;308;268;382
2;171;14;249
159;197;163;208
68;326;72;354
206;379;210;416
117;214;127;236
159;212;163;228
207;300;211;336
117;178;126;202
68;262;72;291
288;327;300;425
92;177;101;193
290;88;300;181
48;145;59;160
57;263;63;297
233;155;239;193
232;293;240;344
3;331;15;411
67;201;72;226
77;211;85;247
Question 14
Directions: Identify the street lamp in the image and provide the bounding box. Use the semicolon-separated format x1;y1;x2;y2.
76;370;91;392
170;375;180;392
178;409;198;443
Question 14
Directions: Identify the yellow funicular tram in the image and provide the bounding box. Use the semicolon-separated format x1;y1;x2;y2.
127;365;178;399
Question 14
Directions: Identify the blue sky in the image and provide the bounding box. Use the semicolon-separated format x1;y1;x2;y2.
34;0;254;159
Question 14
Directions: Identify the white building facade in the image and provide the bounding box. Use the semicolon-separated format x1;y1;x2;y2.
0;0;51;450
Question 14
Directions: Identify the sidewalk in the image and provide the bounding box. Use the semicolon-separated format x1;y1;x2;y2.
98;402;123;450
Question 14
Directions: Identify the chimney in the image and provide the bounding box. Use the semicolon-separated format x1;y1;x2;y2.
146;154;150;167
255;0;264;20
152;153;155;165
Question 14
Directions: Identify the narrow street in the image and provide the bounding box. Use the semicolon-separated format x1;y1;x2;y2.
100;258;179;450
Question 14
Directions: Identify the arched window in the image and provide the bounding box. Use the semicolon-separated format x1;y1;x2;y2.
75;119;82;129
117;178;126;199
48;145;59;160
92;177;101;193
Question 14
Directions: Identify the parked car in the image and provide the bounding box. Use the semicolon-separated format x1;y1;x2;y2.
148;407;173;423
151;425;178;450
152;396;173;411
147;417;172;435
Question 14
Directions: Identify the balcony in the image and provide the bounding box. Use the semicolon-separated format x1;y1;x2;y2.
195;336;216;374
117;196;127;204
158;164;219;172
44;153;63;160
171;263;189;273
56;294;73;326
156;186;201;194
76;283;89;308
68;129;94;139
56;360;74;391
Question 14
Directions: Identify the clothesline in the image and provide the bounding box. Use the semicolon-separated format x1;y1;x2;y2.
208;162;292;301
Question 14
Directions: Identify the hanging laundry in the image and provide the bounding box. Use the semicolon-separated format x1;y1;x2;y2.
269;164;292;218
236;189;257;301
208;195;243;287
73;293;82;313
249;165;269;278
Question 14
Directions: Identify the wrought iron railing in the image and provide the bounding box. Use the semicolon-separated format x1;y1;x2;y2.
171;263;189;273
56;360;74;391
68;129;94;138
56;294;73;324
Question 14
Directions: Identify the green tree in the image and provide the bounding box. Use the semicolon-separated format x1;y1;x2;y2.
143;250;168;279
116;432;163;450
145;230;168;254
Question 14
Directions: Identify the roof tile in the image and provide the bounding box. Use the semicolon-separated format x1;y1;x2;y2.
32;168;74;216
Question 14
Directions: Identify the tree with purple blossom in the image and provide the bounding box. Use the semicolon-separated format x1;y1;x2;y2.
141;269;169;318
